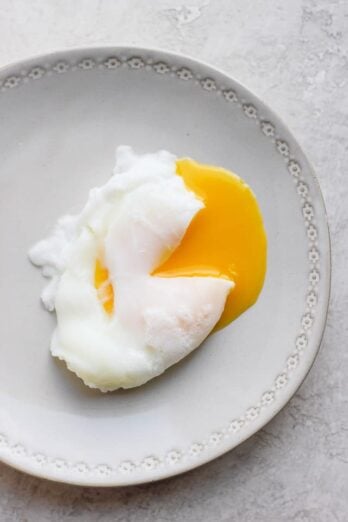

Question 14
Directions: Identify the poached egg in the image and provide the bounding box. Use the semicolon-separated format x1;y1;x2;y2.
29;146;266;391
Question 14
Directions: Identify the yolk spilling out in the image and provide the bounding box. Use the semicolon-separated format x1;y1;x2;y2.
154;159;267;329
94;159;267;330
94;259;114;314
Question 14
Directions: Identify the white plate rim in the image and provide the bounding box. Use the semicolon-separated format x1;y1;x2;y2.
0;46;331;486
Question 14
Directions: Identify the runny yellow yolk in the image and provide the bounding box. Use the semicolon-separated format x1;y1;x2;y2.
94;159;267;330
94;258;114;315
155;159;267;329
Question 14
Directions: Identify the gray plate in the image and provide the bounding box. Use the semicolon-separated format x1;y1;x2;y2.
0;47;330;486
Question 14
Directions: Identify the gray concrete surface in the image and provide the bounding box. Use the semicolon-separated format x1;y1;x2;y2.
0;1;347;520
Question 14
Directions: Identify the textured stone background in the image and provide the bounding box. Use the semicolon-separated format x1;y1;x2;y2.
0;1;347;520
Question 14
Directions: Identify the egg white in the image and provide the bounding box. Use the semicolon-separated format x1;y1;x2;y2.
29;147;234;391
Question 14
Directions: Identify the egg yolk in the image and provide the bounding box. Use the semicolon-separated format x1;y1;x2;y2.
94;258;114;314
94;159;267;329
154;159;267;329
